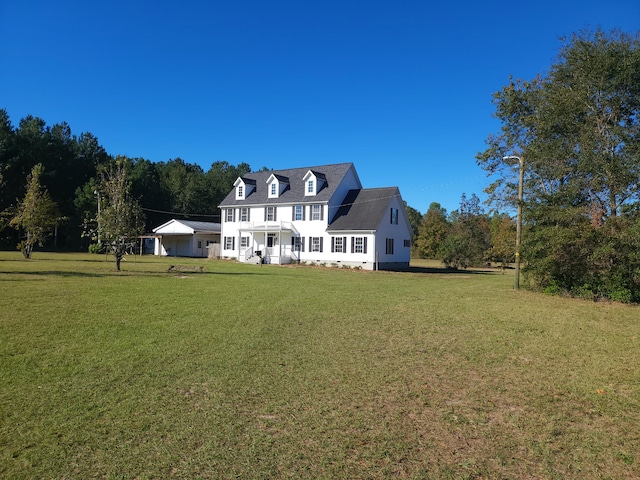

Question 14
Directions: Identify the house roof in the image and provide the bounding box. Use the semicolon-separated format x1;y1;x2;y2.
327;187;401;231
153;219;221;234
219;163;359;207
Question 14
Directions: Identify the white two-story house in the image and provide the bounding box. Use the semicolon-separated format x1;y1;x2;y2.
218;163;412;270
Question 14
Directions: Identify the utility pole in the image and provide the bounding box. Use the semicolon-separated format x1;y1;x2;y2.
94;190;101;245
503;155;524;290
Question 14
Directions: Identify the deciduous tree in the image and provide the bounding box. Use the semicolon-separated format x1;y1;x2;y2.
440;194;490;269
9;163;60;258
97;158;145;271
414;202;449;259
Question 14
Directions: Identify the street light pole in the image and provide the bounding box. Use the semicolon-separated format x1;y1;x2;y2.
94;190;101;245
503;155;524;290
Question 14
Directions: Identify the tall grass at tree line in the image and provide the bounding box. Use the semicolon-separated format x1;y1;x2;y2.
0;252;638;479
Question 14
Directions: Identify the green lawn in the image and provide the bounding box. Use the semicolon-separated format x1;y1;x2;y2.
1;252;638;479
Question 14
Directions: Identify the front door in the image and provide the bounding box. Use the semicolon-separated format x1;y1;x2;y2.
267;233;278;256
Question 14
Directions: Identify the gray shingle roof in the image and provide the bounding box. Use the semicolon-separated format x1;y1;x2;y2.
174;220;221;233
219;163;357;206
327;187;400;231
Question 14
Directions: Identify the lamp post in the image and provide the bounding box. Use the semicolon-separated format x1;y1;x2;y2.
503;155;524;290
94;190;101;245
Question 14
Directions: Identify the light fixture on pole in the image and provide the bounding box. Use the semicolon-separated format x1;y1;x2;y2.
503;155;524;290
94;190;101;245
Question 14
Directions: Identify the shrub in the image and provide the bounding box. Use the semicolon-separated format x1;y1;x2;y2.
88;242;105;254
543;279;562;296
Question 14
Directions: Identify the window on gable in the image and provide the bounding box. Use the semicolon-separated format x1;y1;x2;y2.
386;238;394;255
238;185;243;197
390;208;398;225
271;183;277;196
311;204;323;221
307;180;314;193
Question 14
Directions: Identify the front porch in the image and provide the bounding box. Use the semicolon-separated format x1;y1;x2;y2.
238;221;300;265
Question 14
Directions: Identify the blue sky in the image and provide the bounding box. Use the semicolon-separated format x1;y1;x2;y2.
1;1;638;214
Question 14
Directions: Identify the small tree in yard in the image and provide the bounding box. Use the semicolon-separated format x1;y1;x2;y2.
10;163;60;258
98;158;145;271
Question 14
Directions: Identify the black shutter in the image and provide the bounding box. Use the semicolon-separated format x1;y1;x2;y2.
264;208;267;221
301;237;305;252
351;237;355;253
320;237;324;252
273;208;277;221
364;237;368;254
343;237;346;252
309;237;312;252
292;206;295;220
331;237;335;253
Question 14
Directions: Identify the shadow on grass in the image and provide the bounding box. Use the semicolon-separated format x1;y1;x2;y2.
0;269;277;279
408;266;501;275
0;270;106;279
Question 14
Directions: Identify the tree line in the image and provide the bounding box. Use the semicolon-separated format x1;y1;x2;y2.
0;110;251;253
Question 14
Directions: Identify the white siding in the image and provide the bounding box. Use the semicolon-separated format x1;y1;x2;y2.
374;195;411;267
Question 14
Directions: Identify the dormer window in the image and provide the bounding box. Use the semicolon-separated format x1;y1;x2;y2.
267;174;289;199
234;177;255;200
303;170;326;196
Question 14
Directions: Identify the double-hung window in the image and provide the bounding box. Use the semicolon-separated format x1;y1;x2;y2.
331;236;345;253
240;236;250;248
352;236;367;254
292;236;305;252
311;204;322;221
265;206;276;222
294;205;304;221
224;236;235;250
310;237;323;252
390;208;398;225
386;238;394;255
240;207;250;222
225;208;235;222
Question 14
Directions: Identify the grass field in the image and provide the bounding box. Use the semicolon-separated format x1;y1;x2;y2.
1;252;639;479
